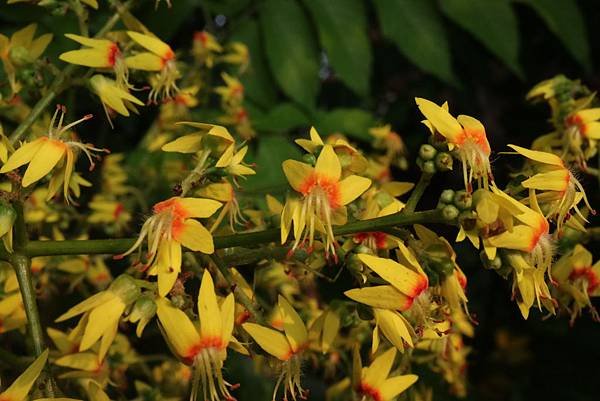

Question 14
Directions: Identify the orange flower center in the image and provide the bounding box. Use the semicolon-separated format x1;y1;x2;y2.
299;173;341;209
357;382;382;401
107;43;120;67
569;267;600;293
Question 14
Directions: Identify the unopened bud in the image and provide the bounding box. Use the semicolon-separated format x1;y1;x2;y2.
419;144;437;160
435;152;453;171
127;295;157;337
440;189;455;204
302;153;317;166
109;274;141;304
453;190;472;210
422;160;436;174
0;201;16;238
442;205;459;221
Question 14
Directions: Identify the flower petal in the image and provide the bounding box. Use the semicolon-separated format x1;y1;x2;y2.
315;145;341;181
363;347;396;388
415;97;463;142
176;198;222;218
507;144;563;166
0;138;45;173
125;53;163;71
344;285;413;311
357;254;428;298
156;241;182;297
161;134;204;153
156;297;201;359
242;323;292;361
198;270;222;339
521;170;570;191
79;296;124;352
278;295;308;353
127;31;172;59
379;375;418;401
0;349;48;401
22;139;66;187
282;160;313;192
338;175;371;205
220;293;235;345
174;219;214;254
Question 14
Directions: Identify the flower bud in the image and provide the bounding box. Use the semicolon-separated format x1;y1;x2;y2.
453;190;472;210
419;144;437;160
127;295;157;337
302;153;317;166
422;160;436;174
435;152;453;171
9;46;32;66
439;189;455;204
442;205;459;221
109;274;141;304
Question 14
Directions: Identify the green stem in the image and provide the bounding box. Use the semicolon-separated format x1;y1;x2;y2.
9;0;134;144
19;209;447;258
404;172;433;213
11;254;43;355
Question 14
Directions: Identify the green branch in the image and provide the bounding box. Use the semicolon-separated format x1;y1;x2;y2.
404;172;433;213
19;209;448;258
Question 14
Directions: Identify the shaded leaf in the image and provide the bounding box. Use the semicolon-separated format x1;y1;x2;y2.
312;109;375;142
521;0;591;72
440;0;523;78
253;103;309;132
304;0;371;96
260;0;320;108
373;0;456;84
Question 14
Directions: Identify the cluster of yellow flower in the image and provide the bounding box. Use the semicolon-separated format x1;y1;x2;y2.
1;13;599;401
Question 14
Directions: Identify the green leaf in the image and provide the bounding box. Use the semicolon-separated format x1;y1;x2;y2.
312;109;375;142
440;0;523;78
303;0;372;96
373;0;456;84
521;0;591;72
253;103;309;132
259;0;320;108
230;19;278;109
243;136;302;194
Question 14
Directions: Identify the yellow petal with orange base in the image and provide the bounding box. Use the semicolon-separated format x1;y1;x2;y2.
55;290;115;322
282;160;314;192
64;33;112;49
174;219;214;253
278;295;308;353
0;138;45;173
0;349;48;401
60;49;112;68
176;197;222;218
363;347;396;389
315;145;341;181
521;169;570;192
156;297;201;359
338;175;371;205
415;97;462;142
358;254;428;298
486;225;536;252
374;308;413;350
127;31;173;59
161;134;203;153
79;296;125;352
379;375;418;401
220;293;235;344
198;270;222;339
344;285;413;311
125;52;163;71
575;108;600;123
242;322;293;361
507;144;563;166
55;352;101;372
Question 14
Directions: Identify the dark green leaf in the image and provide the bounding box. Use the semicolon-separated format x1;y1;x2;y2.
312;108;375;142
230;19;278;109
243;136;302;194
252;103;309;132
259;0;320;108
304;0;371;96
373;0;456;84
440;0;523;78
521;0;591;72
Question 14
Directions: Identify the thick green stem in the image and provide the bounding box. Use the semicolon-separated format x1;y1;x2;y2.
11;254;43;355
404;172;433;213
19;209;448;257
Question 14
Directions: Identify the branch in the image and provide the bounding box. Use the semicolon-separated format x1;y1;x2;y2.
404;172;433;213
18;209;449;258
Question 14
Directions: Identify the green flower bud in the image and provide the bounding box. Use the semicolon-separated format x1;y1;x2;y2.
302;153;317;166
9;46;32;66
435;152;453;171
442;205;459;221
109;275;141;304
453;190;472;210
440;189;455;204
419;144;437;160
422;160;436;174
127;295;157;337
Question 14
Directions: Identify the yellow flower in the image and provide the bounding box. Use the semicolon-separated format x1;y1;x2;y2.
55;275;140;360
118;196;221;296
308;308;341;354
90;75;144;126
0;24;52;94
88;194;131;229
416;97;493;191
243;296;309;401
371;308;415;354
508;144;593;229
0;106;106;204
220;42;249;71
156;270;238;401
215;72;244;107
281;140;371;257
192;31;222;68
369;124;408;169
60;34;128;87
355;347;418;401
345;252;429;312
0;349;49;401
0;269;26;333
126;31;180;103
197;182;246;232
